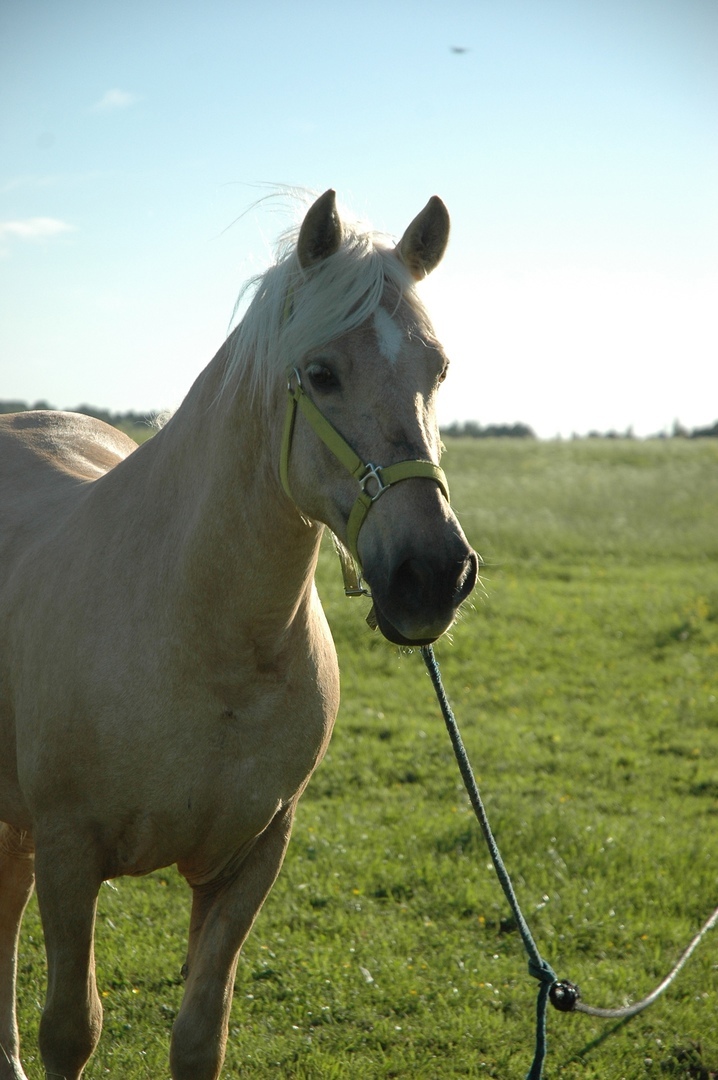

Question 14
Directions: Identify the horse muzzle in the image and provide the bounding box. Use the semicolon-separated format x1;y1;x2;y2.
364;543;479;646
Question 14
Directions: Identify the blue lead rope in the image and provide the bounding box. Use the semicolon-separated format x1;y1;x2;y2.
421;643;718;1077
421;644;557;1079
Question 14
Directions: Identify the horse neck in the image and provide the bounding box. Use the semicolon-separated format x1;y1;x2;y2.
137;342;323;650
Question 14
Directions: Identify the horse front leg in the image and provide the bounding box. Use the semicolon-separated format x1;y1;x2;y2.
170;804;295;1080
0;826;35;1080
33;836;103;1080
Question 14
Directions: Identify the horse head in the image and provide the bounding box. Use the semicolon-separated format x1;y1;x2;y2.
277;189;479;646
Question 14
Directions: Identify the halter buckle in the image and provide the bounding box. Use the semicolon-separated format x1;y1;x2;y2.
358;463;388;502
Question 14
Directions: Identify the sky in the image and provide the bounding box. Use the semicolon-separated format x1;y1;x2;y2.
1;0;716;438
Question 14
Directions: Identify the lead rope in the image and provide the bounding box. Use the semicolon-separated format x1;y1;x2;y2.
421;645;555;1079
420;644;718;1078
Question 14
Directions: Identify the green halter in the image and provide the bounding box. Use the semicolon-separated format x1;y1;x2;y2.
280;369;450;588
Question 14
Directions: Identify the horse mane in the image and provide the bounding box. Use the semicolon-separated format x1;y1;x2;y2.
221;202;425;407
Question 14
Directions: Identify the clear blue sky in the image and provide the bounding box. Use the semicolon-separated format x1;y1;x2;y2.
1;0;716;437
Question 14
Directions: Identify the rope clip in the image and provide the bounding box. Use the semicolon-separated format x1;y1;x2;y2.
549;980;581;1013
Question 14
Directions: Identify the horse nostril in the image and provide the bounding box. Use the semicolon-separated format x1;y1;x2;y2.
455;551;479;603
393;558;432;604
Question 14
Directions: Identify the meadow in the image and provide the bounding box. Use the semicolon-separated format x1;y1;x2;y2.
14;438;718;1078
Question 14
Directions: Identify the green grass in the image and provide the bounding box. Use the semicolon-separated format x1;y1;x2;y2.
115;419;157;444
15;438;718;1078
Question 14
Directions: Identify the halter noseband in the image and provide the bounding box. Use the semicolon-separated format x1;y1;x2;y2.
280;368;450;574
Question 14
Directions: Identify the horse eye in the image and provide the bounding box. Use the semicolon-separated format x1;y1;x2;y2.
306;363;339;392
438;364;449;384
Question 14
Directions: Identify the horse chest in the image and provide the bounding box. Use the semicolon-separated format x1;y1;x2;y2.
190;691;334;804
163;661;337;857
93;685;336;882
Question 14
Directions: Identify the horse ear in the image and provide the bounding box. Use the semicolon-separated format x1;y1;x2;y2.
396;196;450;280
297;189;343;269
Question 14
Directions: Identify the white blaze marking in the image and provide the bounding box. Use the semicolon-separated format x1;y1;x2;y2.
374;307;404;365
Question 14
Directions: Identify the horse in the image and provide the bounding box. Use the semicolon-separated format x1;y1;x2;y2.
0;189;478;1080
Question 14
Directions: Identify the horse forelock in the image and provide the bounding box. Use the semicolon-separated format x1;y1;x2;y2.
221;213;423;407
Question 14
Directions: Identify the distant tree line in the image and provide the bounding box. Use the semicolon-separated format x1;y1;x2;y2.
440;418;718;440
441;419;537;439
0;400;153;428
577;420;718;440
667;419;718;439
1;401;716;440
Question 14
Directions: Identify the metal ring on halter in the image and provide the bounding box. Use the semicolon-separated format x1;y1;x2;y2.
358;463;389;502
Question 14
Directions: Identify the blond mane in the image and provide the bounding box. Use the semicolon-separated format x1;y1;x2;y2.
222;207;425;405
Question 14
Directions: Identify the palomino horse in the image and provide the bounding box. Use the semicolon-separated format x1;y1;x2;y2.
0;190;477;1079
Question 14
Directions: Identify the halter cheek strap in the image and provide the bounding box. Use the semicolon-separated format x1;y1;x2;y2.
280;369;450;579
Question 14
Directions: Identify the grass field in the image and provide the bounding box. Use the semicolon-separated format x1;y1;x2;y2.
14;438;718;1078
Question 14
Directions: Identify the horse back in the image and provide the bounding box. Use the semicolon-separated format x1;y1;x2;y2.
0;410;137;486
0;410;137;548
